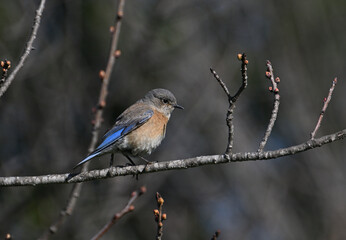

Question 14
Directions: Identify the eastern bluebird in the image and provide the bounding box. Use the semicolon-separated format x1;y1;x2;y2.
74;88;183;168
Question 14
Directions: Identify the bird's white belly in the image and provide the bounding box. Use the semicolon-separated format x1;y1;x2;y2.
118;133;165;156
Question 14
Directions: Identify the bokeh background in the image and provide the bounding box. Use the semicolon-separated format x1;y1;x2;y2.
1;0;346;239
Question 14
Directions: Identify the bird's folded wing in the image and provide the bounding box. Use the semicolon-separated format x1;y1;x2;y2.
74;106;153;168
93;108;154;153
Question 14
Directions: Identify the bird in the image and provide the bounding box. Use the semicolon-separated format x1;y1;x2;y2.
74;88;183;168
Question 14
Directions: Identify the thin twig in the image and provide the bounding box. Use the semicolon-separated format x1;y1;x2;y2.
310;78;338;139
232;53;248;102
2;128;345;186
1;60;11;82
91;186;146;240
210;53;248;154
210;68;233;153
154;192;166;240
258;60;281;152
211;230;220;240
226;53;248;154
38;1;126;239
0;0;46;98
39;182;83;239
210;68;230;96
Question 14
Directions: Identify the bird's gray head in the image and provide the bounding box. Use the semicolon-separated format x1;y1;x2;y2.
142;88;183;117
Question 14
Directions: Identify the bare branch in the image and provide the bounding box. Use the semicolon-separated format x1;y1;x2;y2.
210;67;234;153
210;68;230;96
258;60;281;152
0;60;11;82
0;0;46;98
154;192;166;240
210;53;248;154
91;186;146;240
38;183;83;240
232;53;248;102
211;230;221;240
38;1;126;239
1;128;345;187
310;77;338;139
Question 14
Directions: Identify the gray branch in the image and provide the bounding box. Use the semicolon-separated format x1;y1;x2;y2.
0;0;46;97
1;129;345;187
258;60;281;152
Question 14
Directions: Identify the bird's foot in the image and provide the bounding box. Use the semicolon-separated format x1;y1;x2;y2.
66;172;79;182
140;159;157;174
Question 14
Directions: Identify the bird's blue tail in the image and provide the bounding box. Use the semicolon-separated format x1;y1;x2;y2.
73;152;100;169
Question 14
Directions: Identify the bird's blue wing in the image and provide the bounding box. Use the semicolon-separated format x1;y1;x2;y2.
93;109;153;154
98;109;153;150
74;108;153;168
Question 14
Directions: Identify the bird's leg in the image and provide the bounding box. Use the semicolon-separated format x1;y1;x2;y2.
123;154;140;180
125;155;136;166
109;153;114;167
139;156;157;174
106;154;116;177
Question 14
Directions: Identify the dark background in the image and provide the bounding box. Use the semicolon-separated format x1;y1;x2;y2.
0;0;346;239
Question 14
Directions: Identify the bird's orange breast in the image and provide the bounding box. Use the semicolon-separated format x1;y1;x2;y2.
125;110;168;155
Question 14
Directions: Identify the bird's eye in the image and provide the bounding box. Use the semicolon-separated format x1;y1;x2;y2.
162;98;169;104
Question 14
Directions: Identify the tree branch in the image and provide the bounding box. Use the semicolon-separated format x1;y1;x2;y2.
0;0;46;98
1;129;345;187
210;68;230;96
310;77;338;139
38;1;126;239
258;60;281;152
91;186;146;240
0;60;11;82
38;182;83;240
211;230;221;240
210;53;248;154
154;192;166;240
232;53;249;102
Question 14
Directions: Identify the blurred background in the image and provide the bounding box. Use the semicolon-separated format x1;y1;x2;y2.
0;0;346;239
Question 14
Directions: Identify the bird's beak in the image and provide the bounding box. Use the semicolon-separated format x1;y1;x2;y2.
174;104;184;110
